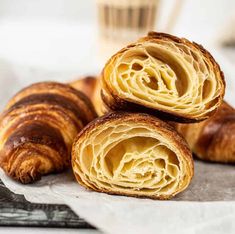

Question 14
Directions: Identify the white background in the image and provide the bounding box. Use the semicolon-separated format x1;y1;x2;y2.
0;0;234;73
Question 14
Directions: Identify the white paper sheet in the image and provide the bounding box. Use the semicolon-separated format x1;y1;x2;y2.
1;160;235;234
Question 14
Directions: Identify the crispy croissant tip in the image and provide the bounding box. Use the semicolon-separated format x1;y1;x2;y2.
69;76;97;99
175;101;235;163
101;31;225;123
72;112;194;200
70;76;107;116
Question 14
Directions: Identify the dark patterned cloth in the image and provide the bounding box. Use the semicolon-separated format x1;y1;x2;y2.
0;179;94;229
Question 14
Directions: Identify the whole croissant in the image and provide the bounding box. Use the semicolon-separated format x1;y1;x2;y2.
175;101;235;163
70;76;106;116
69;76;97;100
0;82;97;183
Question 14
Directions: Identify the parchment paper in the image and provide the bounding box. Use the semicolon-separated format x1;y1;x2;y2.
1;160;235;234
2;160;235;203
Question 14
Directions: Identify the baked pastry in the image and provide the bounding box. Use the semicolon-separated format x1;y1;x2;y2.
72;112;193;199
175;101;235;163
101;32;225;122
0;82;97;183
70;76;97;99
70;76;107;116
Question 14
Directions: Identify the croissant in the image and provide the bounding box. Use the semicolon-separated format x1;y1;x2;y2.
0;82;97;183
72;112;193;199
70;76;97;100
70;76;107;116
175;101;235;163
101;32;225;123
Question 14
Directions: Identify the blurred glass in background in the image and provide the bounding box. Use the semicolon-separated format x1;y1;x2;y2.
0;0;234;109
96;0;185;58
96;0;159;57
97;0;158;41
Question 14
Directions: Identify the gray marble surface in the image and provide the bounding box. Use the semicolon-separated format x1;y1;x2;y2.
175;160;235;201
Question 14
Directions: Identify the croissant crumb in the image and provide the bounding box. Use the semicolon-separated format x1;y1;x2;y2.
72;112;193;200
101;32;225;123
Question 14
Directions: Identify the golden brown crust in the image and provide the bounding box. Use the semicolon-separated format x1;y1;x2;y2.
72;112;193;200
70;76;108;116
0;81;97;183
101;31;225;123
175;101;235;163
69;76;97;99
100;88;196;123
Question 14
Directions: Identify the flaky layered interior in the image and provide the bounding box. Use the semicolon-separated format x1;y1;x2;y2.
102;33;225;121
72;113;193;199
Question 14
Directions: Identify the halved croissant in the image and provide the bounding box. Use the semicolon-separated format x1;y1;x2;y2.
101;32;225;123
72;112;193;199
0;82;97;183
175;101;235;163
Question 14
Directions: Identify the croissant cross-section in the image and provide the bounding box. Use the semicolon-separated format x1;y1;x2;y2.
102;32;225;122
72;112;193;199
